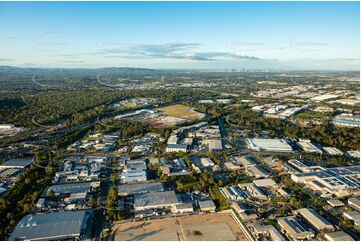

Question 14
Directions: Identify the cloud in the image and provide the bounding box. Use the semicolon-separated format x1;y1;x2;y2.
230;54;261;60
51;42;264;62
0;58;14;61
57;60;84;63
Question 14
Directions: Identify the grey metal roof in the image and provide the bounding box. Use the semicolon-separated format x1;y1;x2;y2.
9;210;90;241
0;158;33;168
47;182;92;195
134;191;180;209
118;182;164;195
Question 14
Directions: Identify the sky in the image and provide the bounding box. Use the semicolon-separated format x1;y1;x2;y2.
0;1;359;70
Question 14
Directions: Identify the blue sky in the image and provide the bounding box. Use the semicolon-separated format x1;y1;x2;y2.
0;1;359;70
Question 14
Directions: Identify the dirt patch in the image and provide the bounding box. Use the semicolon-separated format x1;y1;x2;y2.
111;212;248;241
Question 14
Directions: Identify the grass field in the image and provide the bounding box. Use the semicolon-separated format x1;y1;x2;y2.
111;212;248;241
294;111;331;121
157;104;205;120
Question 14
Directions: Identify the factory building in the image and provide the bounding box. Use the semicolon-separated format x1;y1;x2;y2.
295;208;334;231
247;138;293;152
9;210;92;241
133;191;181;211
277;216;315;240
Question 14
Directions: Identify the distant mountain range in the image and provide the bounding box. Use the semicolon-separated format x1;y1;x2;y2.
0;66;158;75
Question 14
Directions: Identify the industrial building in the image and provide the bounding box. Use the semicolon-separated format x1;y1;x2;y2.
327;199;344;208
297;140;323;154
247;138;293;152
253;178;277;188
323;147;344;156
203;139;223;150
9;210;92;241
45;182;97;196
343;210;360;226
295;208;334;231
165;144;188;153
0;158;34;169
133;191;181;211
118;182;164;196
348;197;360;211
332;114;360;127
291;166;360;197
251;223;286;241
197;199;216;212
171;203;194;213
288;159;312;173
246;165;270;178
324;231;354;241
277;216;315;240
236;156;257;168
220;186;249;201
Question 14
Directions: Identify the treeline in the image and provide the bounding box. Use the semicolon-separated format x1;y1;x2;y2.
228;107;359;150
0;151;57;239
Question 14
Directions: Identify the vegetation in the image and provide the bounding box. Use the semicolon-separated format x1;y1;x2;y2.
228;107;359;150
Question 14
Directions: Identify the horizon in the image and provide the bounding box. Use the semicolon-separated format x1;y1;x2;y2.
0;1;360;70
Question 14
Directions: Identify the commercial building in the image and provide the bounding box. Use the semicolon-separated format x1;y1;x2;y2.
247;138;293;152
324;231;354;241
295;208;334;231
9;210;92;241
277;216;315;240
118;182;164;196
133;191;181;211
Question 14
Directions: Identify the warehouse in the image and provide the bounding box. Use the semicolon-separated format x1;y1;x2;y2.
297;140;323;154
197;199;216;212
121;170;147;183
118;182;164;196
0;158;34;169
348;197;360;211
291;166;360;197
247;138;293;152
133;191;181;211
236;156;257;168
9;210;92;241
246;166;270;178
295;208;334;231
277;216;315;240
166;144;188;153
323;147;344;156
253;178;277;188
45;182;97;196
325;231;354;241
